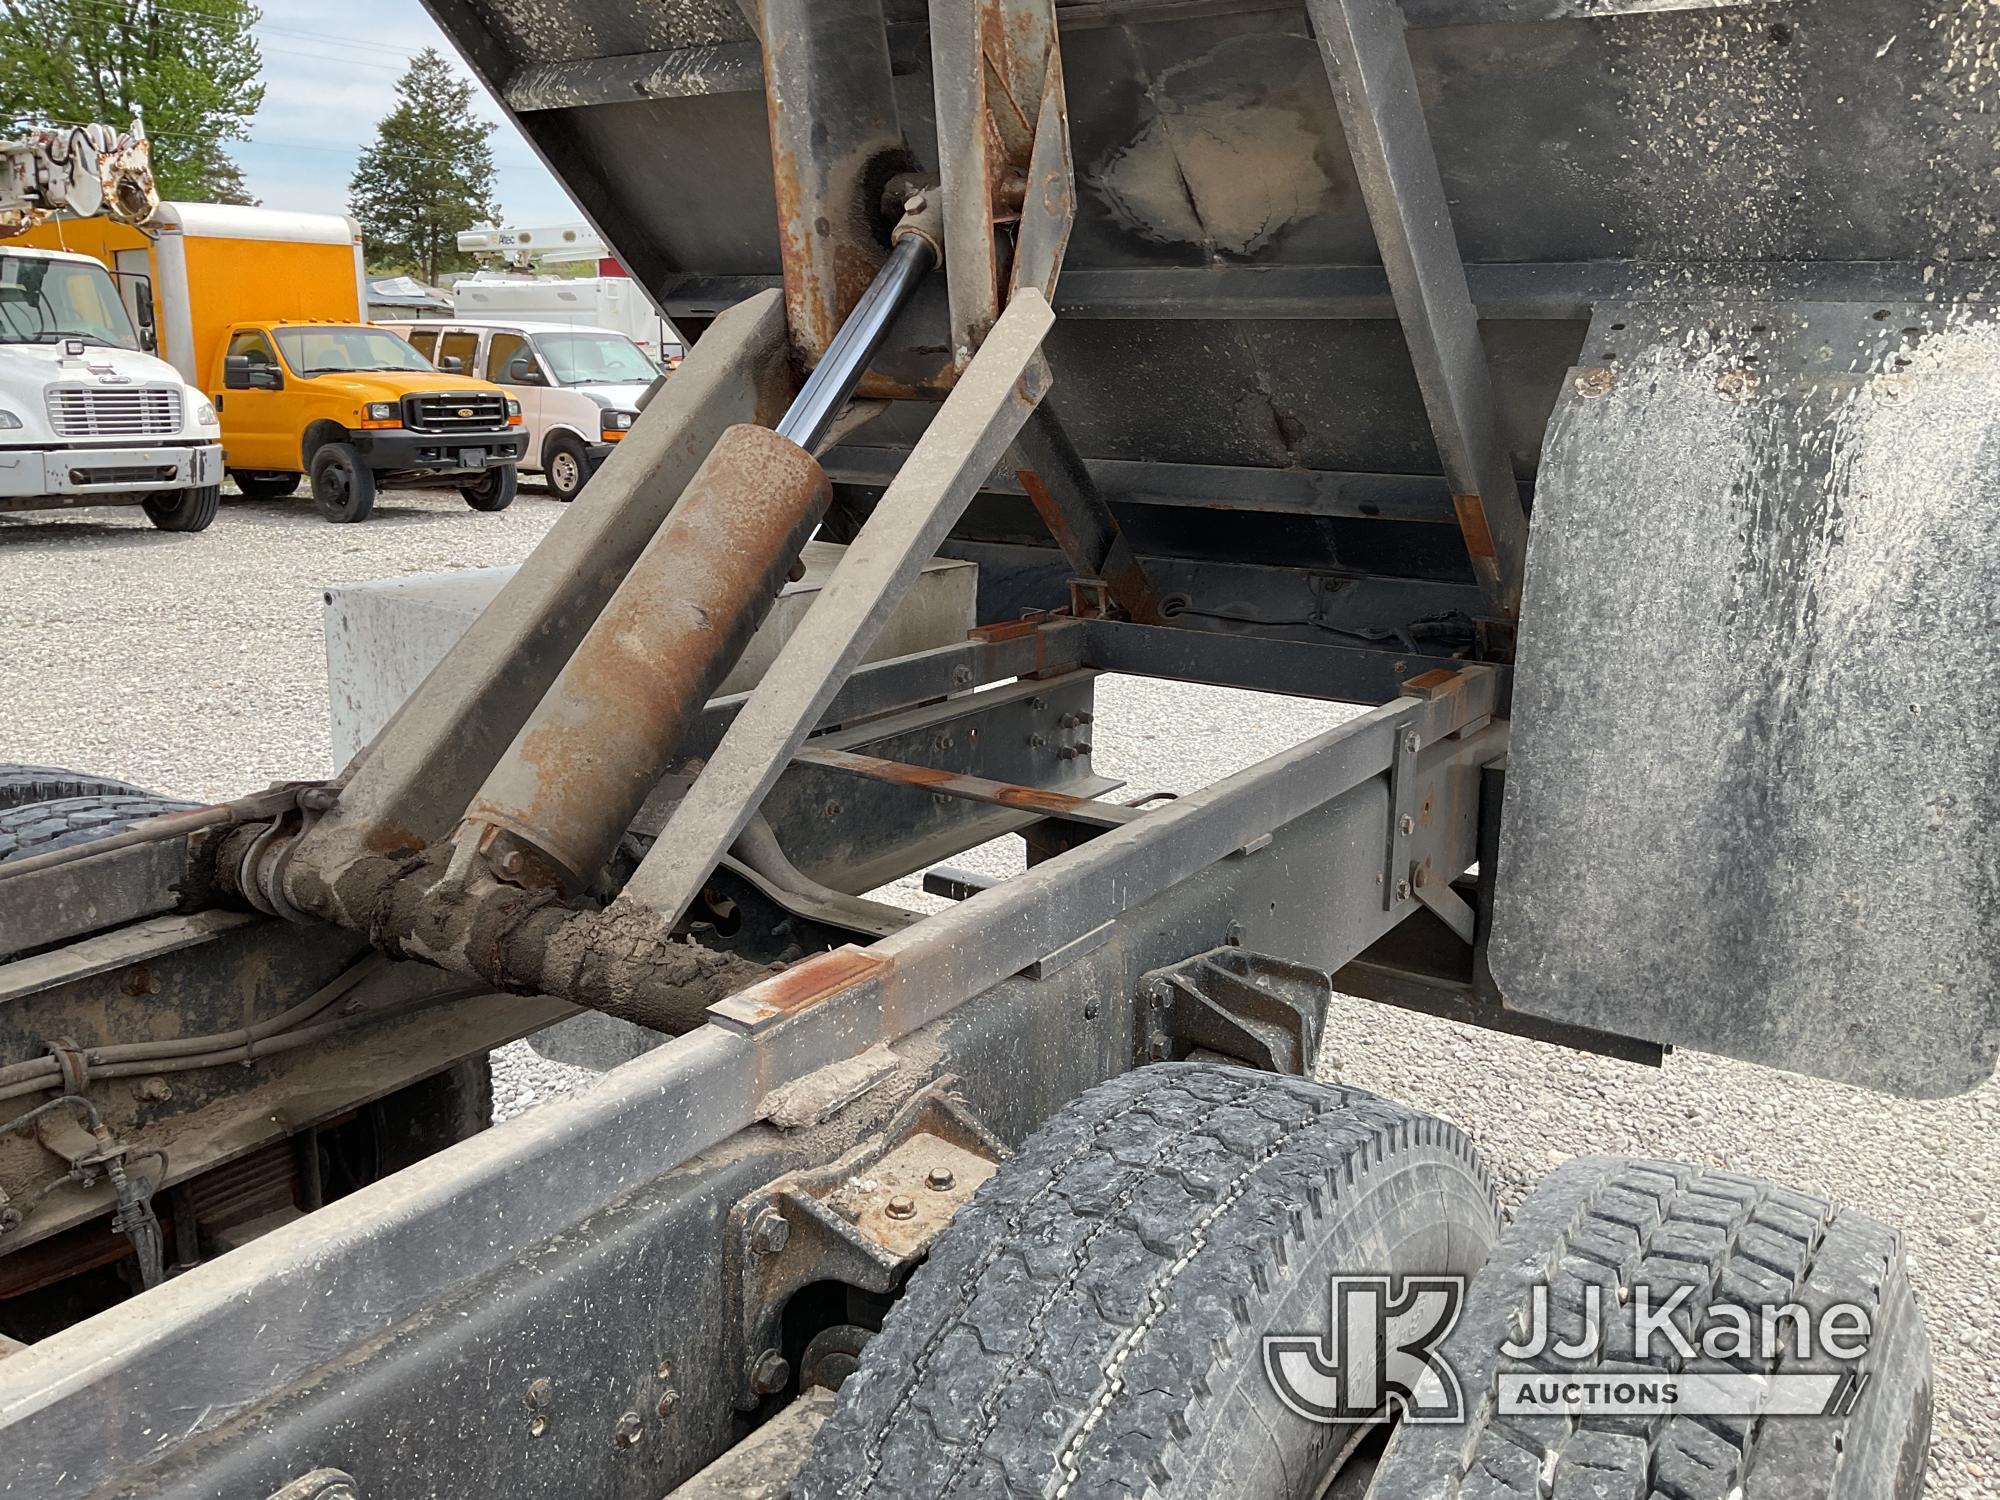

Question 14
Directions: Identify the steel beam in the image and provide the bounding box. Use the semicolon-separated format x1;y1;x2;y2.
757;0;910;371
1004;404;1164;622
664;261;1999;326
618;290;1060;927
1307;0;1529;614
930;0;1064;366
292;292;793;873
793;747;1142;831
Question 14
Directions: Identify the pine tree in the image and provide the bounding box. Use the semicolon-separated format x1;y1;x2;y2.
0;0;265;202
348;50;498;285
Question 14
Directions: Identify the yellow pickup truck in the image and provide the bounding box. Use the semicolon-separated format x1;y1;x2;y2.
214;321;526;522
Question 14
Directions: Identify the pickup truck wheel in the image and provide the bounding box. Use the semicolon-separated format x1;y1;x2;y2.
1366;1157;1932;1500
231;470;300;500
460;464;518;512
544;434;591;501
796;1062;1502;1500
0;764;151;812
310;444;376;523
0;792;201;863
142;484;220;532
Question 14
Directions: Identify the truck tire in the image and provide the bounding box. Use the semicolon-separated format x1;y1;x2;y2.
796;1062;1502;1500
1365;1157;1931;1500
543;433;592;501
0;792;200;863
231;470;300;500
143;483;220;532
0;764;150;812
460;464;518;512
310;443;376;523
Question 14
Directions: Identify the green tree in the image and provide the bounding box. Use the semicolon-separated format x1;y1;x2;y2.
0;0;264;203
348;49;497;285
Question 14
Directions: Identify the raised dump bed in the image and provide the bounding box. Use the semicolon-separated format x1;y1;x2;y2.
0;2;1989;1497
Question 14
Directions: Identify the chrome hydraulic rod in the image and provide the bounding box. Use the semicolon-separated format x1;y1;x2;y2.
774;232;935;451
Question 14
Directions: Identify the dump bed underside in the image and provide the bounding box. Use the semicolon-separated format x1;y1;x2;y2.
432;0;1998;636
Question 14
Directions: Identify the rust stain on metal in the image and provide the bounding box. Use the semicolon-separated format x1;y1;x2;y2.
1404;668;1465;699
1451;494;1498;564
1016;467;1076;553
752;947;892;1018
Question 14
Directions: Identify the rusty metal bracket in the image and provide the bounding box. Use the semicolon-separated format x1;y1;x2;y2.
931;0;1072;366
724;1086;1005;1407
1139;947;1332;1076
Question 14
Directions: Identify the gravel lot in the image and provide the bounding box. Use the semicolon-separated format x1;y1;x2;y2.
2;489;1993;1493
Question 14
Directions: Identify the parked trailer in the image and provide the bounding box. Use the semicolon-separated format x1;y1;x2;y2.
0;0;1993;1496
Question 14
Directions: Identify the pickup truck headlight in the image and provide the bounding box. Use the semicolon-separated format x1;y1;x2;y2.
602;410;635;439
0;411;20;430
505;397;522;417
194;400;218;427
365;401;398;422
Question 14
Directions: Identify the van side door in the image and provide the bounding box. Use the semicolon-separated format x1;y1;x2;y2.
484;329;546;470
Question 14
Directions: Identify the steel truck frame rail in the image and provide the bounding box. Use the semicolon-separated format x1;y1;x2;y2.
0;0;1992;1495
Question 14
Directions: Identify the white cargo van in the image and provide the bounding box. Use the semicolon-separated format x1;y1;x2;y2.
385;319;658;501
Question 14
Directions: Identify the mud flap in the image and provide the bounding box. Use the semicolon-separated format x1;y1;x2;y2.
1490;302;1999;1098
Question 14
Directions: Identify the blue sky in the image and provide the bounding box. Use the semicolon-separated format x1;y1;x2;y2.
229;0;577;226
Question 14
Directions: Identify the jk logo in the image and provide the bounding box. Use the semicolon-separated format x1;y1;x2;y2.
1263;1276;1467;1425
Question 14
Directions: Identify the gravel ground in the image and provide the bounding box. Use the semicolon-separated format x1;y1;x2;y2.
2;491;1993;1493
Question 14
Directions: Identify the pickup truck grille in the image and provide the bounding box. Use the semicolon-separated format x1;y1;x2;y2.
402;391;507;433
46;385;183;439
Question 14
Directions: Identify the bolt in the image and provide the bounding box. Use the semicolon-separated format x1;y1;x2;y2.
822;799;841;819
749;1349;790;1395
1074;741;1092;755
902;191;928;215
1402;730;1421;755
613;1410;644;1447
951;665;973;687
497;848;527;876
656;1388;679;1420
1059;712;1083;729
0;1207;20;1233
528;1415;548;1439
926;1166;957;1192
748;1207;790;1255
1083;998;1100;1021
1029;697;1046;710
133;1076;172;1104
1398;815;1415;837
885;1194;917;1220
524;1377;553;1411
1057;746;1079;761
1029;732;1046;748
656;1358;675;1381
1394;879;1412;902
933;732;954;752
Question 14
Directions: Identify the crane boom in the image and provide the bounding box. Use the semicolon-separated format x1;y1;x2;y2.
0;119;157;238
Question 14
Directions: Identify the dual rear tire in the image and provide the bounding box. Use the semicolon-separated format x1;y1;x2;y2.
798;1063;1932;1500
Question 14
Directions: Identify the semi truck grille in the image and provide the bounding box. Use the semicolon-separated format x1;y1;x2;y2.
402;391;507;433
46;385;184;438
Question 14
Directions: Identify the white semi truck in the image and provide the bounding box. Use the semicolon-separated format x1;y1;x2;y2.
0;123;224;532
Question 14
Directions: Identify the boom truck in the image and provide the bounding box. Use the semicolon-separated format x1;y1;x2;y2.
0;123;223;531
0;2;1991;1497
